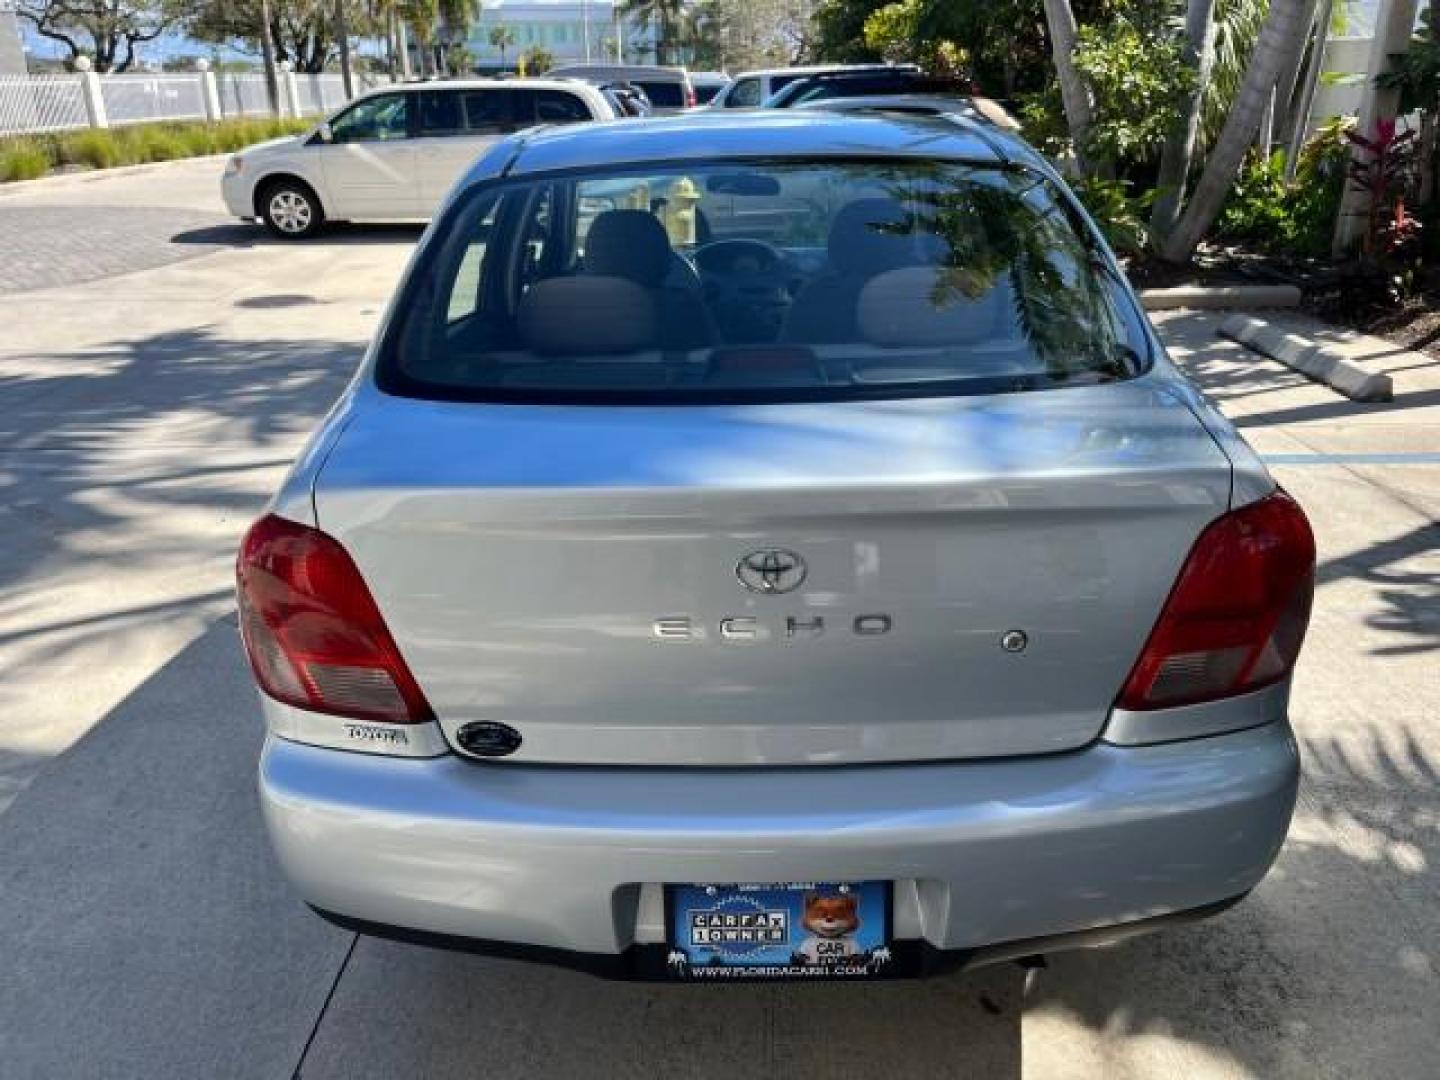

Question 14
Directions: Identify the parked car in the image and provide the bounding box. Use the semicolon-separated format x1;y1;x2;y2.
764;70;971;108
220;79;619;239
689;70;731;104
545;64;695;111
592;80;653;117
241;111;1311;982
709;64;917;108
799;92;1022;131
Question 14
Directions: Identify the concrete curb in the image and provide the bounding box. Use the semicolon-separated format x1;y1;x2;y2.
1139;284;1302;311
1218;314;1395;402
0;154;229;196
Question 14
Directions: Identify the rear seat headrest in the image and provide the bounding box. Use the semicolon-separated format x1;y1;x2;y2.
857;267;1010;347
517;276;659;355
828;198;946;276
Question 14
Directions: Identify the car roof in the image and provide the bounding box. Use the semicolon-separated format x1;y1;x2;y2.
733;64;914;80
359;77;602;95
546;64;689;80
468;110;1020;184
802;94;1022;131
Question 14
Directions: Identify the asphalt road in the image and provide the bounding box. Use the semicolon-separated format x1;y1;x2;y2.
0;158;1436;1080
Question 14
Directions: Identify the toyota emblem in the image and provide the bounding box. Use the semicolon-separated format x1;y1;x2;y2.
735;549;807;594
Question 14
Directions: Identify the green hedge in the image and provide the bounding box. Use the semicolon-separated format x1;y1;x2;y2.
0;117;315;184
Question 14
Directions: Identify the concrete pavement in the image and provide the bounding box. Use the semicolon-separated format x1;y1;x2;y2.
0;159;1436;1079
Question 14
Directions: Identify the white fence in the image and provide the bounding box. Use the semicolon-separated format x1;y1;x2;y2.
0;68;383;138
0;74;88;136
101;74;208;126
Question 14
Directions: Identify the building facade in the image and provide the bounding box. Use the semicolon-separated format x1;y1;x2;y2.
0;0;28;75
468;0;660;71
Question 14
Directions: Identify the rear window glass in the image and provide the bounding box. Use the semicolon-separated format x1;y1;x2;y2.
379;159;1147;405
636;80;684;107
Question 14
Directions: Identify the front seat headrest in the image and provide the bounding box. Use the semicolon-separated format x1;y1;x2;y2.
584;210;673;288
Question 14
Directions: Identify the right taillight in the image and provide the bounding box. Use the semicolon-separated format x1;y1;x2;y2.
1117;491;1315;711
236;514;434;724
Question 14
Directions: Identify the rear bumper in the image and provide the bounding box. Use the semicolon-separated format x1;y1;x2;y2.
259;720;1298;968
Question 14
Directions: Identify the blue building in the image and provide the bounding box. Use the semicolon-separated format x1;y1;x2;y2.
469;0;660;71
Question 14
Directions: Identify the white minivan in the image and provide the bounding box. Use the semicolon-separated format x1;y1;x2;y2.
221;79;619;238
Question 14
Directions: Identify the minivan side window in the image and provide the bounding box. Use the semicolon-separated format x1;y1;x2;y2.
417;89;464;137
329;94;410;142
511;89;591;124
462;90;510;130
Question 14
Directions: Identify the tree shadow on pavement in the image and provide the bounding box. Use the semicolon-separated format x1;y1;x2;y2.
1024;723;1440;1080
171;222;426;248
1316;520;1440;656
0;619;1024;1080
0;325;361;596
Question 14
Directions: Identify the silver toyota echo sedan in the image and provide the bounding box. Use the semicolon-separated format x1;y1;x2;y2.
239;111;1313;981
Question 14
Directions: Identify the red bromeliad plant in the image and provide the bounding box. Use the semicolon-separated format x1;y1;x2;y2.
1346;118;1423;259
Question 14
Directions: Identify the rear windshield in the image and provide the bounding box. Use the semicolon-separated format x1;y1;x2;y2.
635;80;684;107
379;158;1147;405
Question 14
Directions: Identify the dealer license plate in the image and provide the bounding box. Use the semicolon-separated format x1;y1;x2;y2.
665;881;892;980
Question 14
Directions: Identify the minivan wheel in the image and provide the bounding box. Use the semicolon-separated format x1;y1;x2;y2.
260;180;324;239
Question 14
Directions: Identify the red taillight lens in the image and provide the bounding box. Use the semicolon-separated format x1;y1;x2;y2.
236;514;434;723
1117;492;1315;711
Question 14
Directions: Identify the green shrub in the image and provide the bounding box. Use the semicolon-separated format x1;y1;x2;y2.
177;125;221;157
1073;176;1152;256
124;125;187;163
65;128;120;169
0;116;313;183
0;139;49;182
1217;123;1351;257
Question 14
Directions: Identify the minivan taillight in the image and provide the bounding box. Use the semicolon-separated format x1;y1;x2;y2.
236;514;434;723
1117;492;1315;711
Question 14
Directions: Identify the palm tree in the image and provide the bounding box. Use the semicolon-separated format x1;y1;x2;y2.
488;23;515;67
1150;0;1219;240
621;0;683;66
1162;0;1314;262
437;0;480;74
333;0;354;97
1040;0;1098;176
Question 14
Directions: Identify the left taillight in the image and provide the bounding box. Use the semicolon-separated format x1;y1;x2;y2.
236;514;434;723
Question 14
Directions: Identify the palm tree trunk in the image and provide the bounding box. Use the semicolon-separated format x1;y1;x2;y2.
1283;0;1334;180
1150;0;1219;242
1041;0;1097;176
259;0;280;116
1161;0;1314;262
334;0;354;98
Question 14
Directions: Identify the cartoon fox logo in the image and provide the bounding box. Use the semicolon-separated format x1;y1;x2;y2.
793;892;864;965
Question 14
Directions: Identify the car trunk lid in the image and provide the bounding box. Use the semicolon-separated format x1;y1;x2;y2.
313;378;1234;766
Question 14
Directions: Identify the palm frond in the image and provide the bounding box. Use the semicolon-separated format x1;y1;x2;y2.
1201;0;1271;146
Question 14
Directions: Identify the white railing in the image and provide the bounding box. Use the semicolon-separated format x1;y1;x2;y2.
100;74;208;126
0;74;88;136
293;74;350;116
218;72;276;118
0;67;386;138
